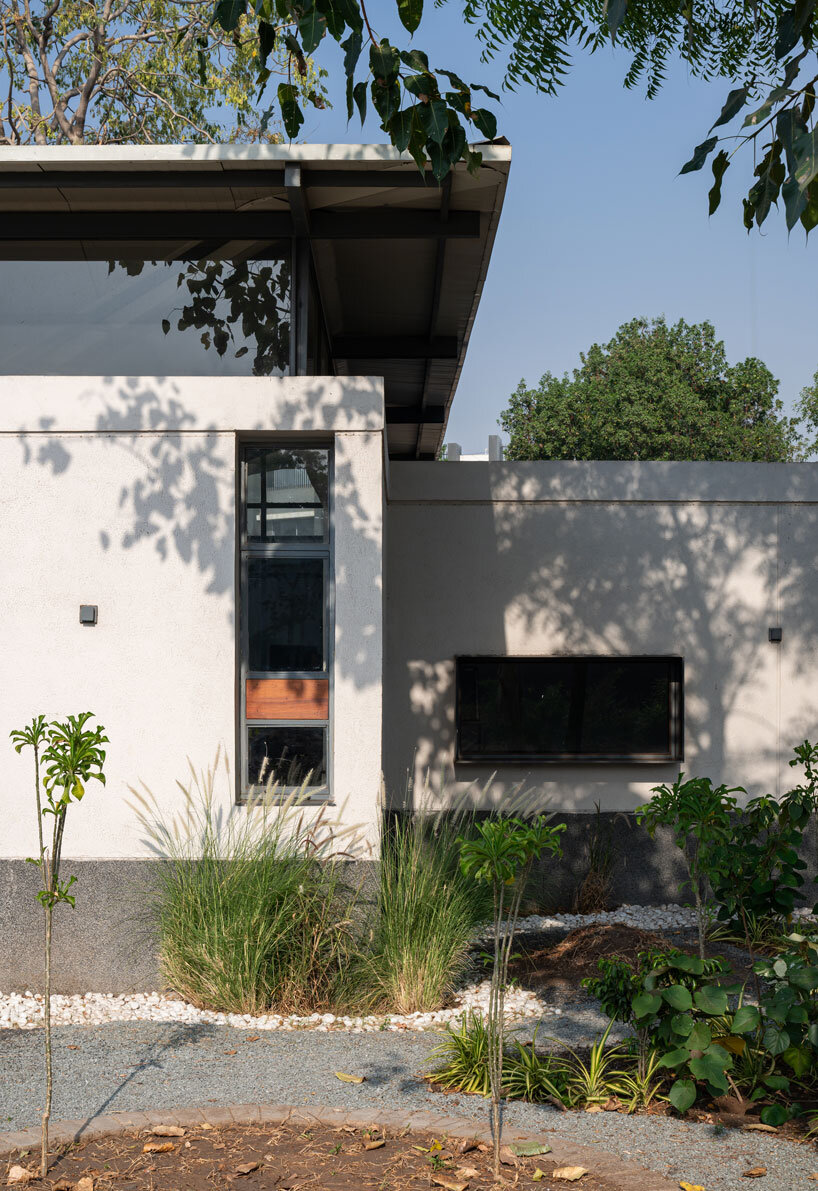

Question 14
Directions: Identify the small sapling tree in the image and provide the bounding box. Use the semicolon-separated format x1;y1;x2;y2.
11;712;108;1176
636;775;741;960
459;816;565;1177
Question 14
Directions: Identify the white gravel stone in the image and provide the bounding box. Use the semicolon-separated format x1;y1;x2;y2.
0;903;708;1033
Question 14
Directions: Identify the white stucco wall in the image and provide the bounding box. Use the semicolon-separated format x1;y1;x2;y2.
1;375;384;859
384;461;818;813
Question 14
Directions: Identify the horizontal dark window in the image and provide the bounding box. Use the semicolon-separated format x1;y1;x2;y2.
456;656;683;763
246;725;327;792
0;248;291;376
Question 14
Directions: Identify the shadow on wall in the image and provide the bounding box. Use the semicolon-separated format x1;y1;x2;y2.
15;373;382;695
385;464;818;885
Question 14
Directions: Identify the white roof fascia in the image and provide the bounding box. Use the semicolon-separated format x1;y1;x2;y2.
0;142;512;171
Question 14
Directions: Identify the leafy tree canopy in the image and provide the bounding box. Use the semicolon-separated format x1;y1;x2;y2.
499;316;805;462
213;0;818;232
0;1;321;144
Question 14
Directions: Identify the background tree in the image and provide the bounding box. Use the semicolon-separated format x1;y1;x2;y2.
0;1;320;145
212;0;818;231
499;316;805;462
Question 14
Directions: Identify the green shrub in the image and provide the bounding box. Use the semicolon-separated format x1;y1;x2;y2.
358;809;492;1014
132;756;360;1015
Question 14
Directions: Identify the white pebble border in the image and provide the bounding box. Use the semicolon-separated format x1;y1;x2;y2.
0;980;556;1034
4;904;813;1034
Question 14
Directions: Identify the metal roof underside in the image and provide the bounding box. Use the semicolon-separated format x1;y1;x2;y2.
0;144;511;459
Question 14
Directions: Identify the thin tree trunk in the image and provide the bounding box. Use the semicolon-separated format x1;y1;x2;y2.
42;904;52;1176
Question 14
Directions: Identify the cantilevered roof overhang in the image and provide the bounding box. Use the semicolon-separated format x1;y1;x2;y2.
0;143;510;459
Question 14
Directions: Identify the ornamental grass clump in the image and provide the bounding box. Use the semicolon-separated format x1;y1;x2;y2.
131;751;363;1016
360;807;491;1014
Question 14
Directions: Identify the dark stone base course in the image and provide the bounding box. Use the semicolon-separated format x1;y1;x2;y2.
0;1102;677;1190
3;812;817;993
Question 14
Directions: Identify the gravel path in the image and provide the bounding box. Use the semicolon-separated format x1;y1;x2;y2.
3;1022;816;1191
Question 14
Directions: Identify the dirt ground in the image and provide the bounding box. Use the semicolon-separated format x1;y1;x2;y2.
507;924;759;993
4;1122;620;1191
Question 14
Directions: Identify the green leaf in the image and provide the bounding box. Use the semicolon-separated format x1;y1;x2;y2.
694;985;729;1015
787;965;818;991
632;992;662;1019
775;0;814;60
782;1044;813;1076
657;1047;691;1069
277;82;304;139
710;86;750;131
397;0;423;34
402;48;431;72
298;4;325;54
708;150;730;216
370;40;400;83
605;0;628;38
418;98;449;144
663;985;693;1012
688;1021;712;1051
352;80;367;124
668;1078;696;1113
731;1005;760;1034
341;29;362;76
214;0;245;31
671;1012;694;1037
680;136;718;175
389;106;417;153
793;126;818;190
761;1103;790;1126
258;20;276;60
763;1022;791;1056
471;107;497;140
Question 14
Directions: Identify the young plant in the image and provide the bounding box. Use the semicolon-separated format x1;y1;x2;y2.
458;815;565;1176
11;712;108;1177
636;774;742;959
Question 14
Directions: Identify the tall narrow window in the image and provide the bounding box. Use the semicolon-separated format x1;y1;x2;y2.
240;444;331;799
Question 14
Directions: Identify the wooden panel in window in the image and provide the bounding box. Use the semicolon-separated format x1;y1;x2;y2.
246;678;329;721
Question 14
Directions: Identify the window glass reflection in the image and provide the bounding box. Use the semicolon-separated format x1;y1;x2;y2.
0;248;291;376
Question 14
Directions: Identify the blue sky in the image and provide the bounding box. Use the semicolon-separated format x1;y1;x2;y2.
298;6;816;454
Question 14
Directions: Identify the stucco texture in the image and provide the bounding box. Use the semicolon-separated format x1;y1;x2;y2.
384;461;818;815
0;375;385;863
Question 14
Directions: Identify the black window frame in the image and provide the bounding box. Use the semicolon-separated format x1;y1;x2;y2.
238;438;333;802
455;655;684;765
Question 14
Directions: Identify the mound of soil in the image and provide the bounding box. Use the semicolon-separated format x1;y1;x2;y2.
508;923;670;991
3;1121;619;1191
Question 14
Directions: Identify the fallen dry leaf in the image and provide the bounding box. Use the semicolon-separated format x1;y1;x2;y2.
76;1178;94;1191
334;1072;365;1084
142;1141;175;1154
5;1167;33;1187
742;1170;767;1180
509;1142;552;1157
431;1179;468;1191
744;1124;777;1134
151;1125;185;1137
235;1161;261;1175
363;1140;385;1151
553;1169;589;1183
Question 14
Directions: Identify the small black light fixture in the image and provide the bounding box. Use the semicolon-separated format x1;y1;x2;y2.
79;604;98;626
769;626;783;644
